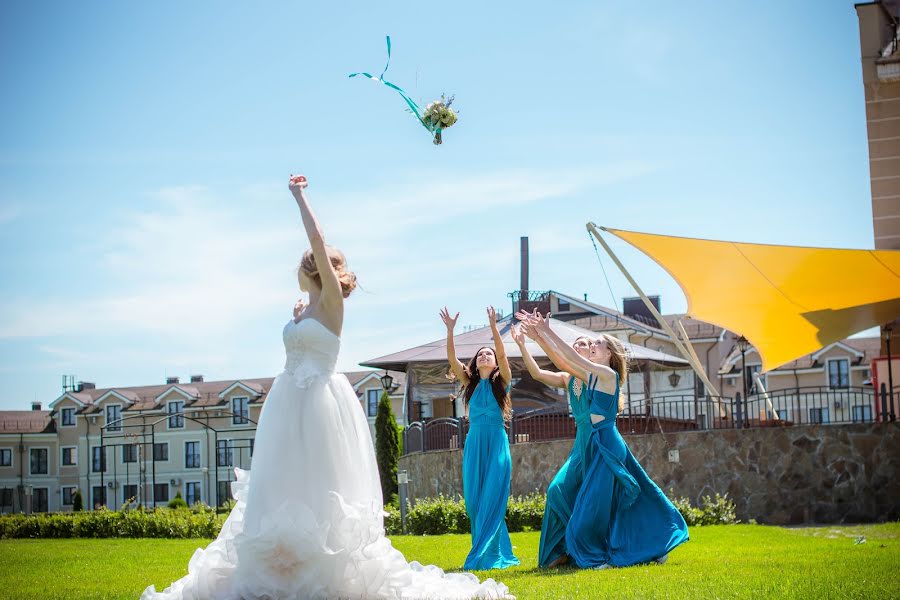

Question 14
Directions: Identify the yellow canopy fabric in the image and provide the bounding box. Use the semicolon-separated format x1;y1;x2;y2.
604;227;900;372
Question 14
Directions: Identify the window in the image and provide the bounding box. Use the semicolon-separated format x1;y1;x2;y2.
122;444;138;463
30;448;48;475
106;404;122;431
558;301;570;312
62;486;77;506
852;405;873;423
216;481;233;506
32;488;48;513
185;482;201;505
828;359;850;390
185;441;200;469
1;488;15;509
695;378;706;398
232;397;249;425
92;446;106;473
168;401;185;428
217;440;233;467
153;443;168;462
153;483;169;504
0;448;11;467
367;389;380;417
61;408;75;427
809;408;830;424
123;485;138;505
61;447;77;466
92;486;106;509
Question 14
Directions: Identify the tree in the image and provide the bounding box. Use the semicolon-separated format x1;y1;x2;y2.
72;490;83;512
168;491;187;509
375;390;401;504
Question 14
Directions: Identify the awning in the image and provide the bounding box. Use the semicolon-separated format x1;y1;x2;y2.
602;227;900;372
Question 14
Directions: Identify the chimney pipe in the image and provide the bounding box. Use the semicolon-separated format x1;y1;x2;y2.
520;237;529;295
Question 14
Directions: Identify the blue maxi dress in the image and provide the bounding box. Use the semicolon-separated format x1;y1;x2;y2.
565;373;689;568
538;376;592;567
462;378;520;570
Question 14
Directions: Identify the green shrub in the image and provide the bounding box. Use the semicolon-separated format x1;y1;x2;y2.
697;493;738;525
505;493;545;533
0;507;226;540
168;492;188;510
669;490;739;526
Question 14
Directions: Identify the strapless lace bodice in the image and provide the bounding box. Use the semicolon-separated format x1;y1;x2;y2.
282;318;340;388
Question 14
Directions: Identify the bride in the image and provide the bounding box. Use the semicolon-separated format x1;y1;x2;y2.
141;175;513;600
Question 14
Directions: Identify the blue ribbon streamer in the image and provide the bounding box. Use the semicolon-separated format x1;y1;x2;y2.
349;36;441;142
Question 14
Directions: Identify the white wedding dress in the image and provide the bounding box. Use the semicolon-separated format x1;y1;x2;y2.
142;318;513;600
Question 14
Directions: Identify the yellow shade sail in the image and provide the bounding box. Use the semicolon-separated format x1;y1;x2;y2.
603;227;900;372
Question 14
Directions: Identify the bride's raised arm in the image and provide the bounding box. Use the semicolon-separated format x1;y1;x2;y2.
289;175;343;307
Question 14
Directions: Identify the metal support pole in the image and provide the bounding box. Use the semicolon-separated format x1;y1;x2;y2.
398;470;410;534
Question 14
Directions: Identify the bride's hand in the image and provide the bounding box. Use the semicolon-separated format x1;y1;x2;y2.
293;299;307;322
289;174;308;196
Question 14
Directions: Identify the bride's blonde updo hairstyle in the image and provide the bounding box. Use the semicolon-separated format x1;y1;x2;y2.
298;245;358;298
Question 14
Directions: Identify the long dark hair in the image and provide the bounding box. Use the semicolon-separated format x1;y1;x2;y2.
462;347;511;419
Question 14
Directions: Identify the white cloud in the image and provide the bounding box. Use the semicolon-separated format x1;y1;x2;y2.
0;162;653;372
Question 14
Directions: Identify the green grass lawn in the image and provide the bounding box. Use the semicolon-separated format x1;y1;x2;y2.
0;524;897;599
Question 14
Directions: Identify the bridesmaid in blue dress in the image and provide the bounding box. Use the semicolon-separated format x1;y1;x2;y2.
510;324;595;568
520;311;689;569
440;306;520;571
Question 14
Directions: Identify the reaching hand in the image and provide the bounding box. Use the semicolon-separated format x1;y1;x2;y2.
293;299;307;322
532;310;552;333
487;305;498;325
515;307;540;324
511;323;525;345
520;320;540;341
288;174;308;196
440;307;460;332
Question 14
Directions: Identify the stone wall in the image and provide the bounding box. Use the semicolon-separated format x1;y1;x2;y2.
398;422;900;525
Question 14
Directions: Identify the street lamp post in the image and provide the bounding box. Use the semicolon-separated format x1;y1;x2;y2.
885;325;895;421
380;371;394;393
736;335;751;429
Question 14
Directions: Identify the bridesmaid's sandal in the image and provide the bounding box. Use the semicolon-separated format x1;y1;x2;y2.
547;555;569;568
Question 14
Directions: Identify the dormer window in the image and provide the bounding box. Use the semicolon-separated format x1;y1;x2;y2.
827;358;850;390
61;408;75;427
168;401;185;428
106;405;121;432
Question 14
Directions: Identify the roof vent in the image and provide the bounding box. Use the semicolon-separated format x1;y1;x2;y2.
31;402;42;411
166;376;180;385
190;374;204;383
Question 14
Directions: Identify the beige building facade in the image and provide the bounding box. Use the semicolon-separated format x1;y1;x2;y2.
0;371;404;513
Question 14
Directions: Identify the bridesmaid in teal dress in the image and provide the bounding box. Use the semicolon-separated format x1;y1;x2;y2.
440;306;520;571
521;311;689;569
510;325;596;568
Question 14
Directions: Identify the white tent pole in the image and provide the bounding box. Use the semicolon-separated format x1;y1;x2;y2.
676;318;726;418
586;222;723;402
753;373;780;422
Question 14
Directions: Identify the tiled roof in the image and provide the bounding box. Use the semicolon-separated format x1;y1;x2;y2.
0;411;56;434
361;317;688;371
719;337;881;373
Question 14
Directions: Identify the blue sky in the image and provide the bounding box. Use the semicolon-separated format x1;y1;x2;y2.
0;1;874;409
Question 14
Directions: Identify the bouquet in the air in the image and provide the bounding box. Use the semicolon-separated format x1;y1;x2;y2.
422;95;458;145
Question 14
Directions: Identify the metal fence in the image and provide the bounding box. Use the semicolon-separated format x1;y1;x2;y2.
402;385;897;455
